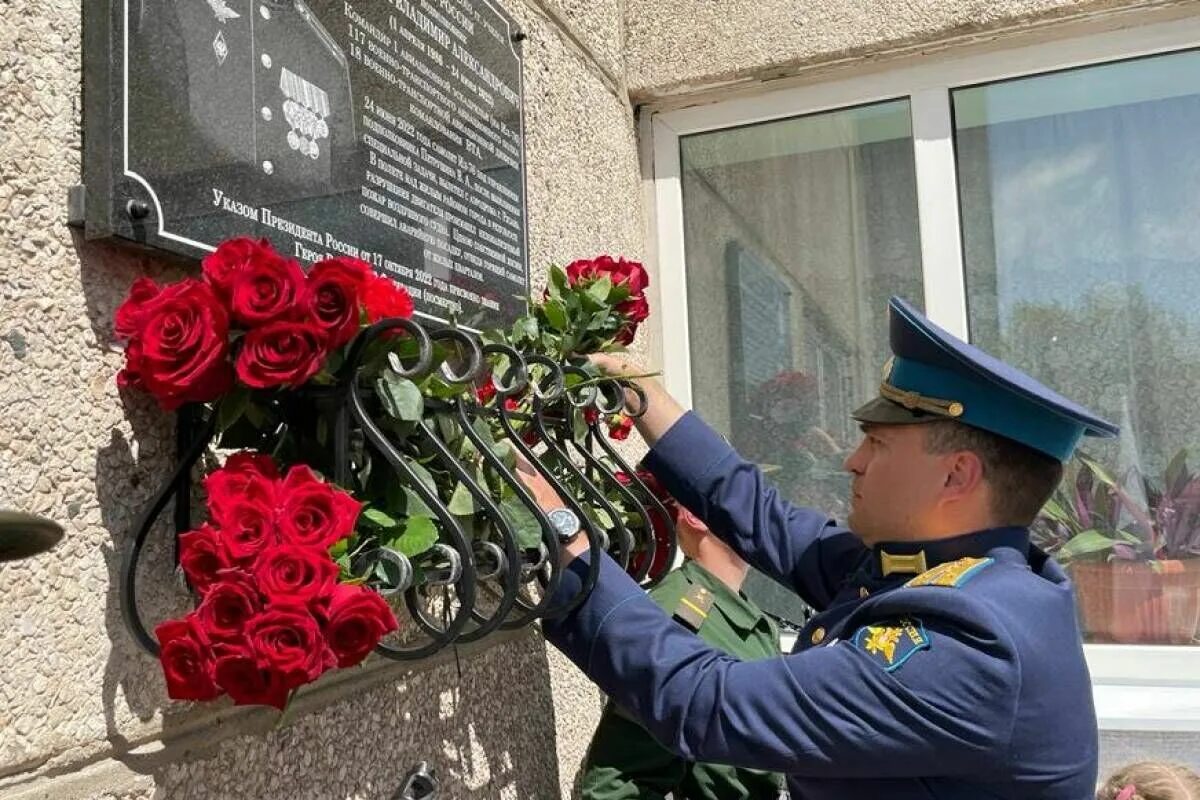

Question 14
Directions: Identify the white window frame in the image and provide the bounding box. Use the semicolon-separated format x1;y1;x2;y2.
648;16;1200;731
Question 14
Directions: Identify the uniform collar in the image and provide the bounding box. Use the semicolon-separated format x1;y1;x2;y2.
869;526;1030;579
679;559;764;634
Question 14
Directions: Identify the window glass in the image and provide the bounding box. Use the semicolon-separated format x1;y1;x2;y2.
679;100;924;625
954;49;1200;646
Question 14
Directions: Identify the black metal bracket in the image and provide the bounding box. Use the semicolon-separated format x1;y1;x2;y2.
118;317;674;660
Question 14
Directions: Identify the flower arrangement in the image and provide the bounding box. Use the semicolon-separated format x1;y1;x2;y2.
115;238;657;705
157;454;396;709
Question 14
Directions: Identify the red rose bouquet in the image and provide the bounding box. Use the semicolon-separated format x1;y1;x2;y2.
115;238;413;410
159;453;397;709
115;237;659;703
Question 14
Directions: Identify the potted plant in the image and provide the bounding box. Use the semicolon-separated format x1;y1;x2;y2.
1033;450;1200;644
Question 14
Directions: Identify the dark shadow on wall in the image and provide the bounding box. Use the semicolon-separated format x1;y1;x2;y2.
74;231;570;798
75;231;208;765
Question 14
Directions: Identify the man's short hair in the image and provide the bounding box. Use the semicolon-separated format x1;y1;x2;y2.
923;420;1064;526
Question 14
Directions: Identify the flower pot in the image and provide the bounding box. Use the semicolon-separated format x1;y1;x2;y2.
1069;560;1200;644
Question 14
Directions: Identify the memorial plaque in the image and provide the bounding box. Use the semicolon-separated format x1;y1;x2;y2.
81;0;529;329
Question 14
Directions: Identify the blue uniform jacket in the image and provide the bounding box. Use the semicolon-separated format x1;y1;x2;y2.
542;412;1099;799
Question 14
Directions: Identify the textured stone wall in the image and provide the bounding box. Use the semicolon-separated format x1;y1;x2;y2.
0;0;642;797
624;0;1196;100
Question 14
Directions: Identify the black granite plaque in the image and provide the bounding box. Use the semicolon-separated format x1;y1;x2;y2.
81;0;529;329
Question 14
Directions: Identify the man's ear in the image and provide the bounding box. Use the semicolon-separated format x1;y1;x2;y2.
943;450;985;499
678;506;707;532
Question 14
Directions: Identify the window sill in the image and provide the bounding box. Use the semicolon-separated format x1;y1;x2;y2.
780;635;1200;731
1093;683;1200;732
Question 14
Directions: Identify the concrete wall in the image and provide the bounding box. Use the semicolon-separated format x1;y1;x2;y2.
0;0;642;797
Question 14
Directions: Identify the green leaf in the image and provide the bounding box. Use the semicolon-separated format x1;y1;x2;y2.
1039;498;1072;526
216;387;251;433
424;375;465;400
436;413;460;444
329;538;349;559
316;415;329;448
375;372;424;421
549;265;569;297
591;506;614;530
511;315;539;344
543;300;568;331
1165;448;1190;494
500;497;542;549
587;276;613;305
404;487;434;518
244;401;267;428
363;507;401;528
1058;529;1118;561
448;481;478;516
407;458;437;492
392;516;438;556
1078;455;1118;488
492;439;517;469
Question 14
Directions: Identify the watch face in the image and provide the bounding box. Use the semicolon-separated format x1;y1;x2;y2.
547;508;579;540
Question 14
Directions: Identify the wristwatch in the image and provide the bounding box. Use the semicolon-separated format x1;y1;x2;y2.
546;507;582;544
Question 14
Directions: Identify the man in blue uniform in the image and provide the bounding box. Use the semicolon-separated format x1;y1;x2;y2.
522;297;1116;799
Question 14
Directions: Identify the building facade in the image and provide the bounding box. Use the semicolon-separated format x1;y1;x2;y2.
0;1;1196;798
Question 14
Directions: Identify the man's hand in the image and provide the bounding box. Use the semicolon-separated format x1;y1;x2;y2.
587;355;686;446
513;453;591;562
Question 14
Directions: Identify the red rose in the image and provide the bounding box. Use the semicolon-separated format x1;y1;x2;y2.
245;603;335;688
565;256;649;296
179;524;230;595
222;451;280;480
204;454;279;526
115;277;161;340
608;414;634;441
236;320;328;388
614;295;650;345
612;257;649;295
565;258;601;286
318;584;399;668
362;274;415;322
504;397;520;412
229;250;308;328
155;615;220;701
277;465;361;548
583;407;599;425
196;569;262;640
217;499;278;563
476;379;497;406
122;279;234;410
202;237;277;299
213;641;291;709
253;545;339;603
307;257;370;348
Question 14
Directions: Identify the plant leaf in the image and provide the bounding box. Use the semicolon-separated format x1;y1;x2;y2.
375;373;424;421
391;517;438;557
587;276;613;305
216;387;251;433
542;300;568;331
448;481;478;515
1058;529;1118;561
362;507;401;528
500;497;542;549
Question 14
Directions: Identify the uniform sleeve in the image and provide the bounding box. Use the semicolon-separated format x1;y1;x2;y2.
543;553;1019;779
580;707;685;800
643;412;864;609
